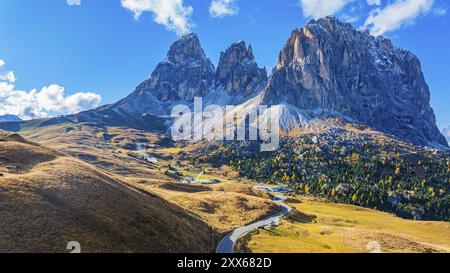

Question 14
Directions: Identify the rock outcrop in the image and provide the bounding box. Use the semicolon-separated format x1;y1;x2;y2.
261;16;447;147
215;41;267;98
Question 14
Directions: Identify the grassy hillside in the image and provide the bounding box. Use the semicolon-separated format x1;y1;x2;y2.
12;123;281;233
238;196;450;253
0;132;217;253
138;180;280;233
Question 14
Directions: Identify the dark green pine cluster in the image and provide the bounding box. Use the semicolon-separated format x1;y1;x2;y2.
191;134;450;222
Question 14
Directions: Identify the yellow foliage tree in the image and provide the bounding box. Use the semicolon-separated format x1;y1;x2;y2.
304;185;310;194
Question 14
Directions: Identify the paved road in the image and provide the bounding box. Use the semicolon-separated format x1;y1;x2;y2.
216;196;292;253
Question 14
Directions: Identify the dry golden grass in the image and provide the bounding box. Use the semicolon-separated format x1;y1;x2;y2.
3;125;284;252
0;132;217;253
239;196;450;253
131;179;280;233
17;124;281;234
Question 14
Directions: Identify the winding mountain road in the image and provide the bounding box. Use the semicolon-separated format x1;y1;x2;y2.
216;196;292;253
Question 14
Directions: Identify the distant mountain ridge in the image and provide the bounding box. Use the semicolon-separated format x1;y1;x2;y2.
0;115;22;122
0;17;447;148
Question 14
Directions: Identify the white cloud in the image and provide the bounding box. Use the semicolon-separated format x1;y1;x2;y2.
0;60;101;120
121;0;194;36
210;0;239;18
0;60;16;83
67;0;81;6
433;6;447;16
363;0;434;36
300;0;353;19
0;71;16;83
367;0;381;6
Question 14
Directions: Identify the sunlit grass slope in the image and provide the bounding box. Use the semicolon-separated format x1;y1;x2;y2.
239;196;450;253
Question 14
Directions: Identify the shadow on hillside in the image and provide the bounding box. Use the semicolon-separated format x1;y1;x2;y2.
286;209;317;224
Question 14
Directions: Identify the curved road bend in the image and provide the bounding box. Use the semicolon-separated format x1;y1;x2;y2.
216;196;292;253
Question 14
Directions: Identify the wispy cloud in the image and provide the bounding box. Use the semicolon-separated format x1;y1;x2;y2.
363;0;435;36
300;0;353;19
210;0;239;18
121;0;194;36
366;0;381;6
66;0;81;6
433;6;447;16
0;59;101;120
0;60;16;83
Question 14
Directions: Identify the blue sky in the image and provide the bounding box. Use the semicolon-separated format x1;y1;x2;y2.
0;0;449;130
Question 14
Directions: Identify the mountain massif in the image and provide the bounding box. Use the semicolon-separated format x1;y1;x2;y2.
0;17;447;148
261;17;446;148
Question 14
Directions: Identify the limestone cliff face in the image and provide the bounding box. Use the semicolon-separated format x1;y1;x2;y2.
215;41;267;98
262;16;447;147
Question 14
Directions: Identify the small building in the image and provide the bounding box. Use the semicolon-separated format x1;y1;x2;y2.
336;183;350;194
6;166;19;174
387;191;403;207
271;186;290;193
256;186;290;194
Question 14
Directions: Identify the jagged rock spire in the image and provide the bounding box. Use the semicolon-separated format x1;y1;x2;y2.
116;33;215;112
215;41;267;97
167;33;208;63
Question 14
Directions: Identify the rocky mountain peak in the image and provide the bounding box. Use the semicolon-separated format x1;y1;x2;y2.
308;16;354;33
263;17;447;147
277;16;359;69
167;33;208;63
220;41;255;65
215;41;267;97
114;33;214;111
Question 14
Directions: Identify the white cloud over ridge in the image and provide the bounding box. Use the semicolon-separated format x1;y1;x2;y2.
120;0;194;36
297;0;439;37
0;60;101;120
300;0;353;19
363;0;434;36
210;0;239;18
